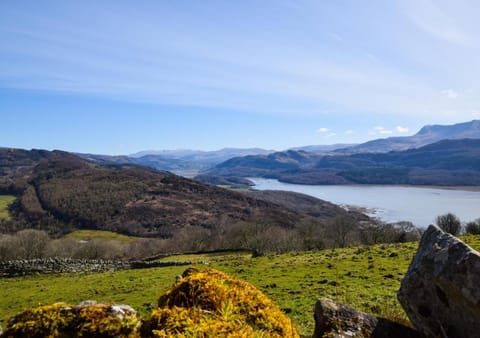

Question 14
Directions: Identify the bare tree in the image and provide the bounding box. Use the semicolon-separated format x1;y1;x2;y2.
326;216;357;248
436;213;461;235
12;229;50;259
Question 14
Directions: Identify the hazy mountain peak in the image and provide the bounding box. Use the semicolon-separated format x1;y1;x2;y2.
416;120;480;138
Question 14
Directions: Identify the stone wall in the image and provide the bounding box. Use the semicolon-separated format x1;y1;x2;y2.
0;258;192;277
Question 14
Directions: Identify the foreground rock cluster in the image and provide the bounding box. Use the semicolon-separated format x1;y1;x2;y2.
398;225;480;337
0;268;298;337
314;225;480;338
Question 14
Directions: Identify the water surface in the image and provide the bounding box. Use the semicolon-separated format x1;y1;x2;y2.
250;178;480;227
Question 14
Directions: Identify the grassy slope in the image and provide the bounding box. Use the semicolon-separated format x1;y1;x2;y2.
0;195;15;219
2;236;480;336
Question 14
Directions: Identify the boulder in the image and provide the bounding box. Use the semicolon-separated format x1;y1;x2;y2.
398;224;480;337
313;298;423;338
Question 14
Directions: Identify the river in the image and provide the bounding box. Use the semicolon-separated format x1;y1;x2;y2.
250;178;480;227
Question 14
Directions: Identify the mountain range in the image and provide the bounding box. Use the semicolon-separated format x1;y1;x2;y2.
0;148;367;242
204;138;480;186
78;120;480;177
335;119;480;154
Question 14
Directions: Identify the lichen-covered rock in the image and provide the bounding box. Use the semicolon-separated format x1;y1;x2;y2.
398;225;480;337
0;302;140;337
142;268;299;337
313;298;423;338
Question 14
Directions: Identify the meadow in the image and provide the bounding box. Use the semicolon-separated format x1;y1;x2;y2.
0;195;14;219
2;235;479;336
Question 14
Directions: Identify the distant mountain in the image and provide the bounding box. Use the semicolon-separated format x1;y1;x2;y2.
77;152;201;172
337;120;480;153
77;148;276;173
130;148;274;163
206;139;480;186
211;150;322;178
290;143;357;153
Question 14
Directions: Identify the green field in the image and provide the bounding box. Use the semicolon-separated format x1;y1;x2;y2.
0;195;15;219
2;235;480;336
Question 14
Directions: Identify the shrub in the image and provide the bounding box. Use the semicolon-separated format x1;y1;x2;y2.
1;302;141;337
142;268;299;337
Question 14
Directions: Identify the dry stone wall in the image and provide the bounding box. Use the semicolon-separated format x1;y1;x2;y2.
0;258;192;277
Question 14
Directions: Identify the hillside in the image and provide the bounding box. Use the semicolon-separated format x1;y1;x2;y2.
206;139;480;186
0;148;371;248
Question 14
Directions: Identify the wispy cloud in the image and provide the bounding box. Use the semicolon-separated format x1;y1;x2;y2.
403;0;474;46
396;126;409;133
316;127;329;133
442;89;458;99
369;126;394;136
328;32;343;42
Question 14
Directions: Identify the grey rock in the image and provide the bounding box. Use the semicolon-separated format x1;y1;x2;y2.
313;298;423;338
398;224;480;337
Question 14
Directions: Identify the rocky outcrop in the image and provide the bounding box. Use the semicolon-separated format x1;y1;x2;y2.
398;225;480;337
313;298;423;338
0;258;192;277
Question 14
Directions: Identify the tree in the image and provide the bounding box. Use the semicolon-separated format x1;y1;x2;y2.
326;216;357;248
436;213;461;235
465;219;480;235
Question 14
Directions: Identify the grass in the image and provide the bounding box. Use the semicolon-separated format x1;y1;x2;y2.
2;235;480;336
0;195;15;219
63;230;146;244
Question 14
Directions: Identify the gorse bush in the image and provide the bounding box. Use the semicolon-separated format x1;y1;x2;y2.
1;302;141;337
143;268;299;337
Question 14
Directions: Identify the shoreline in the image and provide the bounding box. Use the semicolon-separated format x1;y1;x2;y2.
335;184;480;192
249;178;480;192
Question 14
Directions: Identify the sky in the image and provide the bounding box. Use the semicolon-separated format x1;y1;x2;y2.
1;0;480;155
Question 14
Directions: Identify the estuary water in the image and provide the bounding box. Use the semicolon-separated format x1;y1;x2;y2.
250;178;480;227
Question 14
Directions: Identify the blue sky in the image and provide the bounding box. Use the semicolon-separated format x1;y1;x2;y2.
1;0;480;155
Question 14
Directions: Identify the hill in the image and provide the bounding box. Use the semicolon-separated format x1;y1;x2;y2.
206;139;480;185
0;148;370;249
